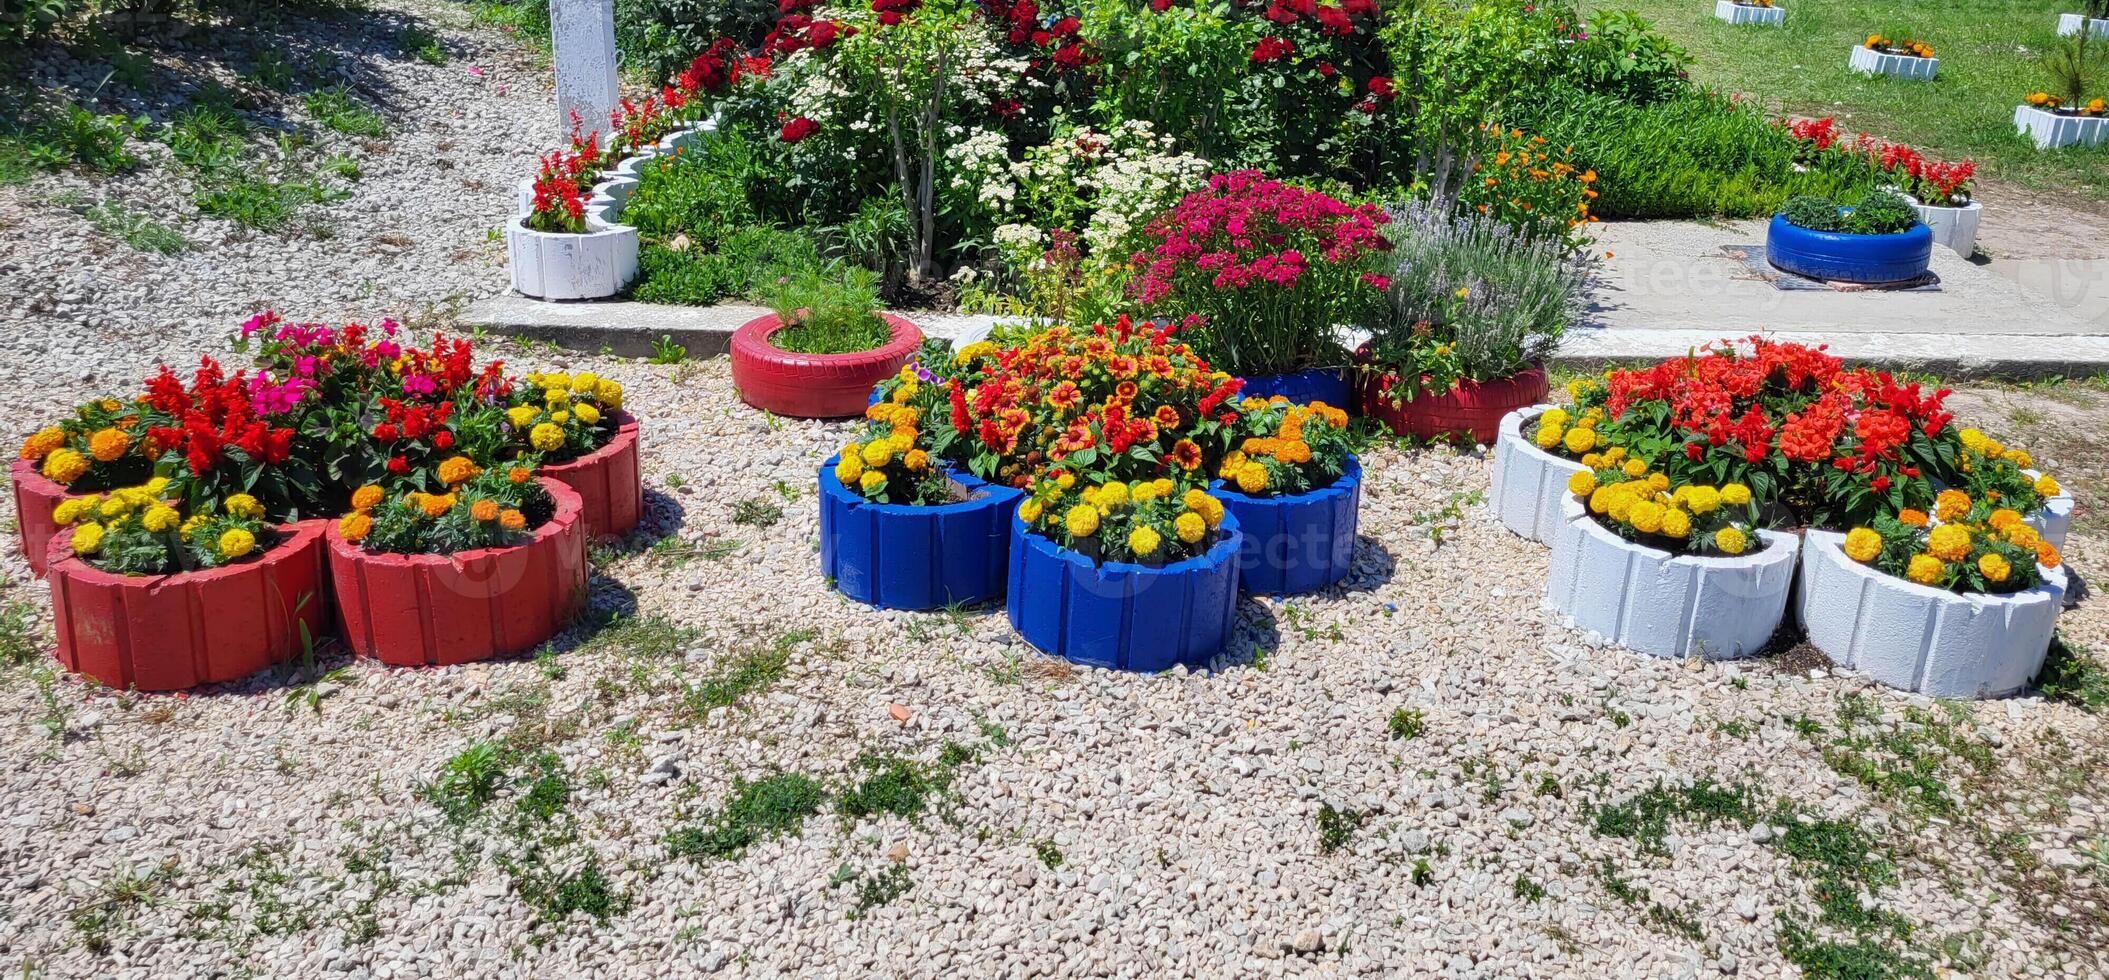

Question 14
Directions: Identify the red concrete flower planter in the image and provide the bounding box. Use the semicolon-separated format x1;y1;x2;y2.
1355;365;1550;445
12;457;83;579
45;519;333;691
538;413;643;539
326;478;588;667
729;312;923;418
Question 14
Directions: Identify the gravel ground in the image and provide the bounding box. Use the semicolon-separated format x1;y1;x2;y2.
3;6;2109;979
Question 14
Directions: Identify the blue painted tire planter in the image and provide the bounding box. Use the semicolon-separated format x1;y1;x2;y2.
818;457;1024;610
1235;368;1350;408
1765;214;1933;284
1005;512;1243;672
1210;456;1361;596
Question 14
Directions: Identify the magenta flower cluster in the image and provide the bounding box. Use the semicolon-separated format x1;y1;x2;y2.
1129;170;1391;304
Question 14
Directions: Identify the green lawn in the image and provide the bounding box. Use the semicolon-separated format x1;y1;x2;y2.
1585;0;2109;201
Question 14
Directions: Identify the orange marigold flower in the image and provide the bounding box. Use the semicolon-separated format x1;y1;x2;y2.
1896;508;1929;528
471;499;500;522
420;493;455;518
350;484;384;511
436;455;480;486
88;428;129;463
509;466;533;484
338;511;373;542
499;508;527;530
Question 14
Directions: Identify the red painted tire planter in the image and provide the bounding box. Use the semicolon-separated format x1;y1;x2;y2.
538;413;643;539
1356;366;1549;445
45;520;333;691
327;478;589;667
12;458;84;579
730;312;923;419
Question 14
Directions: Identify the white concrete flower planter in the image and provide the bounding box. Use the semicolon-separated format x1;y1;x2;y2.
2023;469;2074;550
1850;46;1937;81
506;215;639;300
1546;499;1799;660
1797;531;2066;698
1489;405;1589;544
1715;1;1783;26
1908;198;1981;256
2014;105;2109;149
2057;13;2109;38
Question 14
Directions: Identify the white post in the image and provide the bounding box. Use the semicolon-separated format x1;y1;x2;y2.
550;0;619;142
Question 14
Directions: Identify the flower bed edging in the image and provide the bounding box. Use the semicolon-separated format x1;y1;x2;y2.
11;457;83;579
537;414;643;539
506;215;640;301
1714;1;1784;26
1488;404;1589;544
1849;46;1937;81
818;458;1023;610
1210;456;1360;596
1765;214;1933;284
1545;499;1798;660
46;520;332;691
2057;13;2109;38
327;478;588;667
1356;366;1548;445
2014;105;2109;150
1235;368;1350;409
1797;530;2065;698
1005;511;1242;671
2024;468;2074;550
1908;198;1981;257
729;312;924;418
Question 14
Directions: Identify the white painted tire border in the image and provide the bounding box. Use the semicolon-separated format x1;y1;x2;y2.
1796;530;2065;698
506;119;717;299
1715;1;1784;26
1849;46;1937;81
2057;13;2109;38
1546;498;1799;661
1489;404;1589;544
1908;198;1981;257
2013;105;2109;150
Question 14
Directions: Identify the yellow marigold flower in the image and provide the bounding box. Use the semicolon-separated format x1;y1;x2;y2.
1720;483;1752;507
1196;494;1224;528
1934;489;1971;523
1680;486;1718;515
1603;447;1626;465
834;456;864;484
471;499;500;522
437;456;480;486
1056;472;1076;490
42;448;90;484
1978;553;2011;584
1018;499;1044;525
1182;488;1211;513
530;423;565;452
2004;449;2032;469
19;426;64;461
1235;463;1268;494
500;508;527;530
141;505;179;533
1660;508;1691;539
575;404;602;426
1627;501;1664;534
1128;525;1162;557
1175;511;1207;544
1958;427;1987;453
860;442;893;468
1621;458;1647;478
1064;504;1101;538
1906;553;1944;585
1563;427;1597;454
88;428;129;463
904;449;930;472
1713;527;1748;556
1098;481;1130;508
551;411;571;425
571;372;600;394
70;522;104;555
596;380;624;409
2035;474;2061;498
218;528;257;561
1647;472;1669;492
225;493;264;519
1538;408;1570;430
1927;524;1972;562
1897;508;1929;528
338;511;373;542
52;498;90;525
1588;487;1612;514
1580;453;1601;468
543;372;572;392
1567;470;1596;497
507;405;539;429
859;471;886;494
1843;528;1883;563
99;496;132;519
1534;424;1564;450
178;515;204;542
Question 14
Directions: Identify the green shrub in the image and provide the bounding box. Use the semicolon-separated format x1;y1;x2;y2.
616;0;780;82
1564;9;1691;106
1781;195;1845;232
1843;190;1920;235
630;245;742;306
624;141;762;245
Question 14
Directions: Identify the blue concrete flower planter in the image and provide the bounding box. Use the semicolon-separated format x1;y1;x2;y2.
1765;214;1933;284
1005;512;1243;671
1210;456;1361;595
818;457;1023;610
1234;368;1350;408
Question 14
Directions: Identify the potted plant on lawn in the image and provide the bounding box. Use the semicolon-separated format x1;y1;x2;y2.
1126;170;1394;408
507;370;641;539
2016;34;2109;148
1546;464;1798;660
2058;1;2109;40
507;147;641;300
328;463;588;667
730;268;924;418
1356;201;1587;444
1007;473;1241;672
819;371;1025;610
1850;35;1938;81
45;483;331;691
14;399;165;578
1766;190;1933;284
1800;503;2065;698
1715;0;1783;27
1209;398;1360;595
